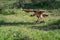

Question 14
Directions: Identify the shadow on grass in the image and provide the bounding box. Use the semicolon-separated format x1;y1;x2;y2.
0;20;60;30
31;20;60;31
0;21;35;26
22;1;60;10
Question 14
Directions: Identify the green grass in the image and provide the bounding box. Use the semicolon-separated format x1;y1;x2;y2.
0;0;60;40
0;26;60;40
0;9;60;40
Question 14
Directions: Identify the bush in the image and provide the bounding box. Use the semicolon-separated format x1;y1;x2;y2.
0;9;16;15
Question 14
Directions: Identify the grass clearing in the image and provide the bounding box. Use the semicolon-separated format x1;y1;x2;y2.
0;9;60;40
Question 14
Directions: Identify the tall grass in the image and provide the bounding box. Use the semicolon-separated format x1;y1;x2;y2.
0;9;60;40
0;0;60;40
0;26;60;40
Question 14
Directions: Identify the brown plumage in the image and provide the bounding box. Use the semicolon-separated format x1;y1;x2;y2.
23;9;48;23
43;14;48;17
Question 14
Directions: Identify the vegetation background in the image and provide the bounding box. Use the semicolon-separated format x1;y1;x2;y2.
0;0;60;40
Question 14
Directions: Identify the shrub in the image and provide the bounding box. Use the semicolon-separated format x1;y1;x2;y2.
0;9;16;15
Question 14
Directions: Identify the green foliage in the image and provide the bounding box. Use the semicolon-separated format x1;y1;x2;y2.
0;0;60;9
0;27;60;40
0;0;60;40
0;9;60;40
0;9;16;15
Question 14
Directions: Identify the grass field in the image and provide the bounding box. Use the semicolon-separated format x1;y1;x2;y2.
0;9;60;40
